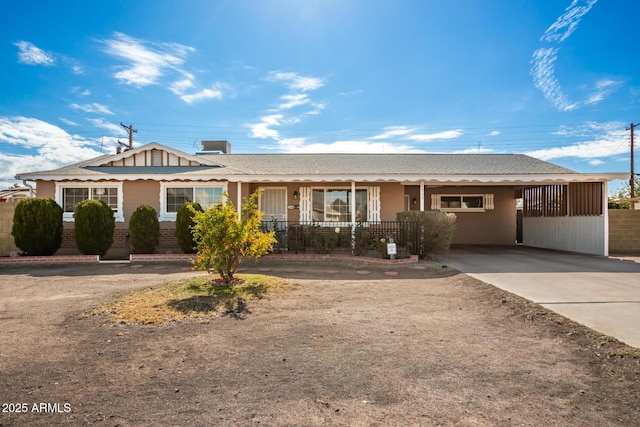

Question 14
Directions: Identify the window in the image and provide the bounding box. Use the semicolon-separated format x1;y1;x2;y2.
311;188;367;222
432;194;493;212
57;183;123;221
160;183;226;220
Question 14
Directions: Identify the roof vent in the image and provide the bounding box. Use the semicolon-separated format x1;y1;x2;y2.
198;140;231;154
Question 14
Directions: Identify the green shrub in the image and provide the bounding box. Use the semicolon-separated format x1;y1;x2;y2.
129;205;160;254
175;201;203;253
11;198;63;256
308;224;336;254
73;199;115;256
396;210;457;258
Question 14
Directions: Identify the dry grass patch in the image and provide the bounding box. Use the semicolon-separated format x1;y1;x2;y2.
87;274;289;324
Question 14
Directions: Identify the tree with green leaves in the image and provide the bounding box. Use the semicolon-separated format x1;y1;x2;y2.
191;190;276;285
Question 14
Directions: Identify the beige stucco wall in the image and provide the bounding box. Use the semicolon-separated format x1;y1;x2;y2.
35;181;55;200
424;186;517;245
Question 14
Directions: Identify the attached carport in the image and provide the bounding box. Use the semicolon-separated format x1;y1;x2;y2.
438;246;640;348
518;178;627;256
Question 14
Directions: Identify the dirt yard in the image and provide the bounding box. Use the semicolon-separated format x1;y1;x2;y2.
0;259;638;426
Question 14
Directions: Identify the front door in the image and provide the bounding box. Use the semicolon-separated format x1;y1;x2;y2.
260;188;287;226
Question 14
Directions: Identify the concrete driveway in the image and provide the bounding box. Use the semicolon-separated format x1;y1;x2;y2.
438;246;640;348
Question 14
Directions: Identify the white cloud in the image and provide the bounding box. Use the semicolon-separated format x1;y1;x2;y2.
86;118;126;136
101;32;195;87
266;71;325;92
59;118;78;126
370;126;418;140
339;89;363;96
589;159;604;166
277;93;310;110
277;139;422;154
488;131;500;137
585;78;622;105
0;116;103;184
530;48;578;112
14;41;55;66
70;103;114;115
540;0;598;43
179;85;223;104
249;114;284;139
525;123;627;161
453;147;494;154
101;32;226;104
531;0;600;111
407;129;464;142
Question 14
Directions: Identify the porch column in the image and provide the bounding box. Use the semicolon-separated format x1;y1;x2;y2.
420;181;425;211
351;181;356;254
237;181;242;220
602;181;609;256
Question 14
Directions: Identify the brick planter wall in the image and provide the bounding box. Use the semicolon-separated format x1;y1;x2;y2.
0;255;99;265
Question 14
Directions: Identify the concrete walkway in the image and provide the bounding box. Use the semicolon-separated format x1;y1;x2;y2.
438;246;640;348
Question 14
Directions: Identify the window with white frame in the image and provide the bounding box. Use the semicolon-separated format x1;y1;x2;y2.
311;188;368;222
160;183;226;220
431;194;494;212
57;183;124;221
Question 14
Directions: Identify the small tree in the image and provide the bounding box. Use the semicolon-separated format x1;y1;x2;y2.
175;201;203;253
12;198;63;256
73;199;115;256
191;190;276;285
129;205;160;254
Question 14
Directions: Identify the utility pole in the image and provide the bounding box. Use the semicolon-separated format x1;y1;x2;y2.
120;122;137;150
627;122;640;198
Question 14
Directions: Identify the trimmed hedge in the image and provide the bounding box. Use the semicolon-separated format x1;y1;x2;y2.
175;201;203;254
73;199;115;256
129;205;160;254
11;198;63;256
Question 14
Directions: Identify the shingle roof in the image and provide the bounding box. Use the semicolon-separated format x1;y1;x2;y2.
18;142;625;184
202;153;576;175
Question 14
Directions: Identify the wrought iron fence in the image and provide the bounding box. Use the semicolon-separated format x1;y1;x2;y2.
259;220;420;258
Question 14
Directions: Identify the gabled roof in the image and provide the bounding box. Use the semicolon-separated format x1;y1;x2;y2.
87;142;222;167
15;142;628;184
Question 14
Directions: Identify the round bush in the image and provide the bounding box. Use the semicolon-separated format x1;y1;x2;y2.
129;205;160;254
12;198;63;256
175;201;203;253
73;199;115;256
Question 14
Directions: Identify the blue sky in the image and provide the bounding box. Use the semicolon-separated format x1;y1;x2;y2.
1;0;638;191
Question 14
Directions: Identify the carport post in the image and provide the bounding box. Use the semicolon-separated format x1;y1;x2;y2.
420;181;425;211
603;180;609;256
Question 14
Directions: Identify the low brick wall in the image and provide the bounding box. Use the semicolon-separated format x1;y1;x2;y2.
0;255;99;265
263;253;420;264
130;253;195;263
609;210;640;254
